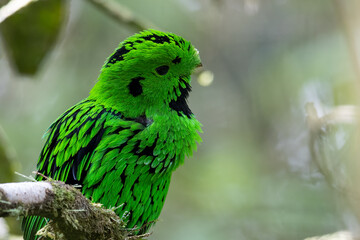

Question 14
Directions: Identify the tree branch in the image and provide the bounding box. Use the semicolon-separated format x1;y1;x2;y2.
0;181;134;240
87;0;153;31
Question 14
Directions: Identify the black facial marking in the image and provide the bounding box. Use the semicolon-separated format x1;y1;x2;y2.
169;77;192;118
128;77;144;97
187;44;191;51
141;34;170;44
104;40;138;68
126;42;136;50
155;65;169;75
105;46;130;67
172;56;181;64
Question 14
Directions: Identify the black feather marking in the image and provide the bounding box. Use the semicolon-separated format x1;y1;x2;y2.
120;170;126;184
150;194;154;205
141;34;170;44
172;56;181;64
149;167;156;174
128;77;144;97
68;125;106;185
126;41;134;48
39;120;63;177
169;97;192;118
105;46;130;67
131;141;141;154
174;40;181;48
65;110;86;139
187;44;191;51
83;120;96;136
130;134;158;158
169;77;192;118
139;136;158;156
50;154;60;178
130;177;140;194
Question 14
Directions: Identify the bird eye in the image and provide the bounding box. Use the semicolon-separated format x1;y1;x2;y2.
155;65;169;75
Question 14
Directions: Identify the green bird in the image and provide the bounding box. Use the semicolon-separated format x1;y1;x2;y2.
22;29;202;239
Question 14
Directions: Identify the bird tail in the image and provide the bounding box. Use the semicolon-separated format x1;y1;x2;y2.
22;216;47;240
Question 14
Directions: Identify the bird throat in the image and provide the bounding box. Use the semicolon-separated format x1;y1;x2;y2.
169;77;192;118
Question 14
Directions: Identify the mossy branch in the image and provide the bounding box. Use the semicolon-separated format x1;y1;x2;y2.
0;180;139;240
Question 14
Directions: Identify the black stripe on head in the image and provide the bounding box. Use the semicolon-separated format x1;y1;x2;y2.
174;40;181;48
172;56;181;64
141;34;171;44
105;42;136;68
128;77;144;97
105;46;129;67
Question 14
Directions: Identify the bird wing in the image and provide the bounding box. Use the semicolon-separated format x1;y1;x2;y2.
22;99;145;240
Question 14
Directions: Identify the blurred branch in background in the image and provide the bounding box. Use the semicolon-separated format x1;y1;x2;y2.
306;103;360;238
0;0;155;76
0;125;16;184
87;0;153;31
332;0;360;88
0;125;21;236
304;231;355;240
0;0;66;75
306;103;358;192
0;0;35;23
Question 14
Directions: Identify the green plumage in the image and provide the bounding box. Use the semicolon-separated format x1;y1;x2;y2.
22;29;202;239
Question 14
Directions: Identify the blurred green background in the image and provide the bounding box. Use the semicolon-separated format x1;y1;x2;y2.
1;0;360;239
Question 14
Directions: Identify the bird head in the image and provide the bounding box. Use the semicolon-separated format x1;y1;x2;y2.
90;29;202;119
